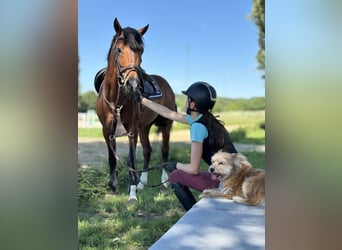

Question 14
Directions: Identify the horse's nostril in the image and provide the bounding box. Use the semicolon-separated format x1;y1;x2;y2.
128;78;139;91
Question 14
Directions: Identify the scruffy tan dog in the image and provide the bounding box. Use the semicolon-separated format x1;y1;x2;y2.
200;150;265;206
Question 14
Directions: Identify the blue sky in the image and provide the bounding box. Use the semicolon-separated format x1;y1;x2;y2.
78;0;264;98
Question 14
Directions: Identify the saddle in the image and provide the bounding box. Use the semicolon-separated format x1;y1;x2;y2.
142;74;163;99
94;68;163;99
94;68;106;93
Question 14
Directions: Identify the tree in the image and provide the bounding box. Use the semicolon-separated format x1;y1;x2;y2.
78;91;97;112
78;54;97;112
78;96;88;112
249;0;265;78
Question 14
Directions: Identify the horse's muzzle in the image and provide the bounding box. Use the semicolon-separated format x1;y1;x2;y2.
127;77;140;93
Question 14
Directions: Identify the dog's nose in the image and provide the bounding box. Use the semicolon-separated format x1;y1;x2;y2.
209;167;215;173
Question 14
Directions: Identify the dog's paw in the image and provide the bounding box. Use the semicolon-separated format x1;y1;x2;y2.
221;187;234;196
232;196;247;204
200;189;212;198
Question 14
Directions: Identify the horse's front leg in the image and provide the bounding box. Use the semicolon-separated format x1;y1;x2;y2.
106;139;118;194
127;135;139;203
137;125;152;190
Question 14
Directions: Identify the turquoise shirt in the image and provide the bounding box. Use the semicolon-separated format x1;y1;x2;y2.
186;114;208;143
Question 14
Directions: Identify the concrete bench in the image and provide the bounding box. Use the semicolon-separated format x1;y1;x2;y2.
149;198;265;250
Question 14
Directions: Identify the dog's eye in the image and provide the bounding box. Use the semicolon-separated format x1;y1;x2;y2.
219;161;224;165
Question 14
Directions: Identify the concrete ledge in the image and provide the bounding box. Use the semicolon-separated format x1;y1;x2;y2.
149;198;265;250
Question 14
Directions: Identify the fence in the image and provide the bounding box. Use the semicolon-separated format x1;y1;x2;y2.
78;110;101;128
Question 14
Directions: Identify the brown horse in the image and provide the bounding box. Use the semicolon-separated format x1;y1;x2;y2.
95;18;177;202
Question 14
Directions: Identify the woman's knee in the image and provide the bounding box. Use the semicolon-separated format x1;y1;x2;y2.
169;170;185;184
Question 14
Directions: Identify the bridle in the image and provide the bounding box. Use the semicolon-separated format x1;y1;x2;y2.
99;35;145;139
98;36;169;187
113;37;144;90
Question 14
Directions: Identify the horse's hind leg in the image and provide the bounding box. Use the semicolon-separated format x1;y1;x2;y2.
137;124;152;190
127;136;139;203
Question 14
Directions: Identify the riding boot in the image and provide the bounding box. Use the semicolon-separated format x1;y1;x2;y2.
171;182;196;211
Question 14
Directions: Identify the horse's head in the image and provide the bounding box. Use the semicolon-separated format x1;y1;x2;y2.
107;18;149;96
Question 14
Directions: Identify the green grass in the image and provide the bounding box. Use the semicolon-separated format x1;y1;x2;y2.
78;110;265;249
78;142;265;249
78;146;188;249
78;127;103;138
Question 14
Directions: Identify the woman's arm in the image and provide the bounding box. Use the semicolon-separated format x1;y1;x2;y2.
176;141;203;175
141;97;187;124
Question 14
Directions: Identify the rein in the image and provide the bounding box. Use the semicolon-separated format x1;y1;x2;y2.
116;159;170;188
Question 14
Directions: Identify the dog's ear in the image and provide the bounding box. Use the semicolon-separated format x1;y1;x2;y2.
232;153;241;168
233;153;251;168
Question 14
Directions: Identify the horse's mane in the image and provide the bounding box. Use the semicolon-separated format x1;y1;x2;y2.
107;27;145;61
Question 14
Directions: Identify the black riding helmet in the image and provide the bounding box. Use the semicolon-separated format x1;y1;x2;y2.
182;81;217;113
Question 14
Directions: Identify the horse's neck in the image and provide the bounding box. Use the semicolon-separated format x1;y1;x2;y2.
103;71;119;98
104;73;130;111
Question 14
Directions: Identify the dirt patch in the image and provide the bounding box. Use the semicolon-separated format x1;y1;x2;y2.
78;130;264;168
78;139;127;168
78;130;190;168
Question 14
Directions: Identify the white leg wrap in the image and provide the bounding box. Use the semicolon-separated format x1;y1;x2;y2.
129;185;137;201
137;172;148;190
161;168;169;188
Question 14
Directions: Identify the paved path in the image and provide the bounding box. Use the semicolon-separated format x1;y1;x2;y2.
234;143;265;153
149;198;265;250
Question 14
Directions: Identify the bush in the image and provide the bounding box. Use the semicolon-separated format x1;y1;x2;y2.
259;121;265;130
230;128;246;142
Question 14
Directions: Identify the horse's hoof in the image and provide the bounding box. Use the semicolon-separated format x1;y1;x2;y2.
127;197;138;205
162;182;169;189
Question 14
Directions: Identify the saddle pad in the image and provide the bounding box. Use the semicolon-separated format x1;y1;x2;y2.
143;76;163;99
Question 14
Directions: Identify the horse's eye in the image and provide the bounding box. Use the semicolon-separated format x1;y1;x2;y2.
116;47;122;54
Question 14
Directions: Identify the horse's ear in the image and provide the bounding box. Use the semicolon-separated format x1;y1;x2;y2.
138;24;149;36
113;18;122;34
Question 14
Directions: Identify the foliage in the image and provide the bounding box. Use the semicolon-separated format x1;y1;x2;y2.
78;90;98;112
259;121;265;130
244;151;265;170
230;128;246;142
78;167;108;206
216;97;265;111
79;110;265;144
175;94;265;112
78;91;264;113
249;0;265;76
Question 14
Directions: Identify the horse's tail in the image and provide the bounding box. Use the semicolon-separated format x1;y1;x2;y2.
156;126;162;135
153;119;169;135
